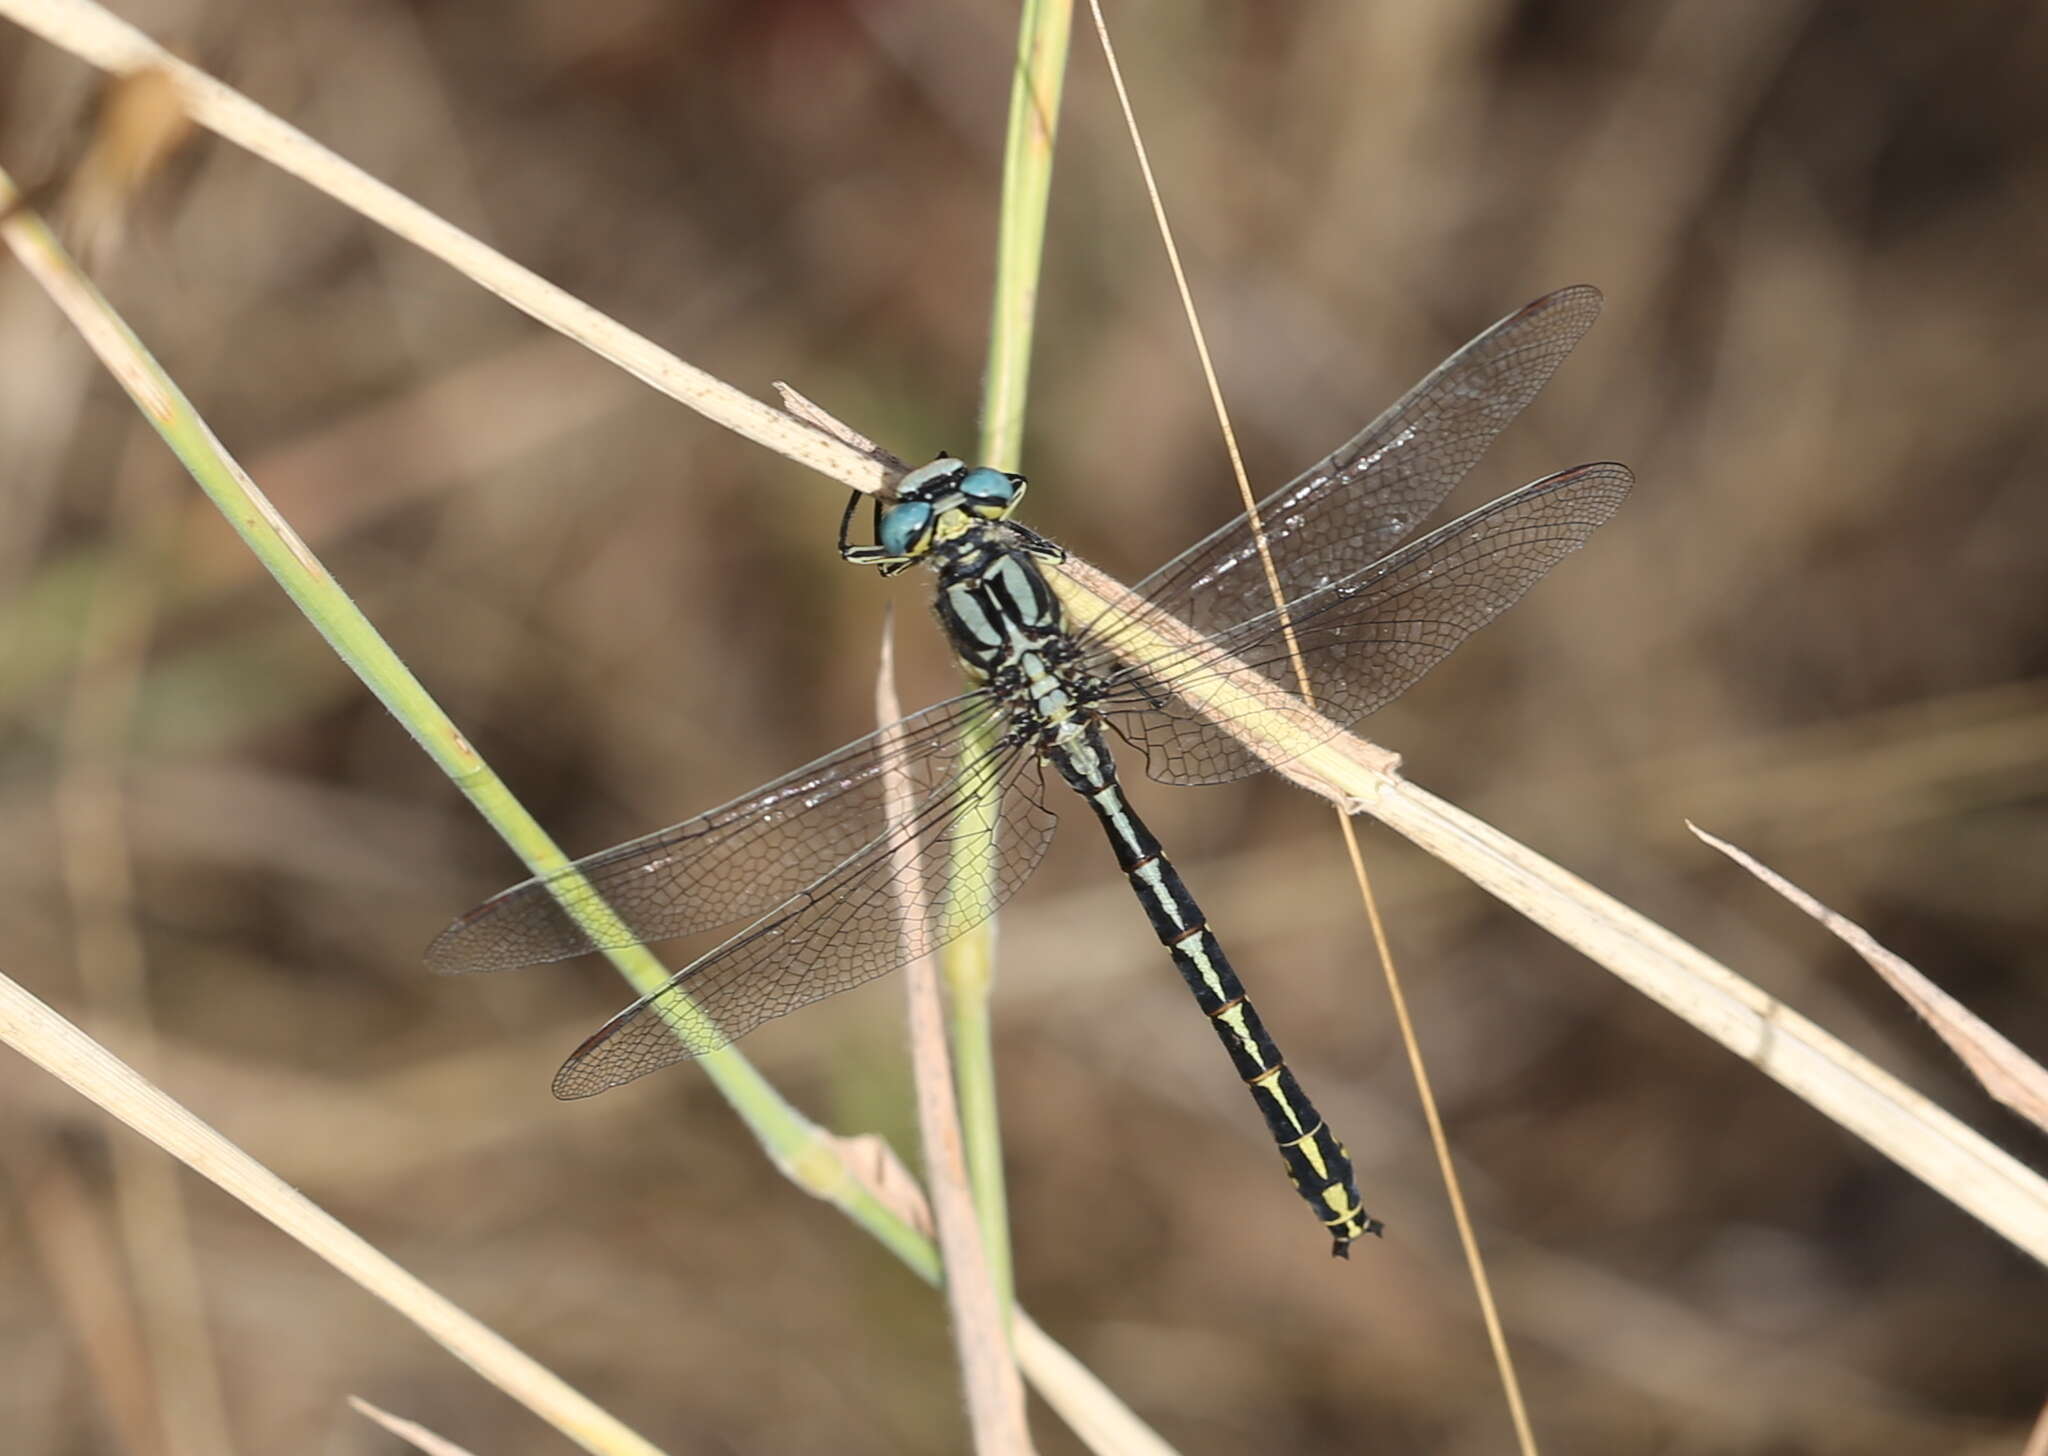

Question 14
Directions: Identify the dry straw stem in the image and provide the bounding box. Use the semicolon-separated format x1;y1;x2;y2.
1692;824;2048;1135
1010;1316;1177;1456
346;1396;481;1456
877;627;1035;1456
0;972;668;1456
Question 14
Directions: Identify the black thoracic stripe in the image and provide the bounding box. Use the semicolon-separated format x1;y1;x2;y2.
1059;746;1381;1254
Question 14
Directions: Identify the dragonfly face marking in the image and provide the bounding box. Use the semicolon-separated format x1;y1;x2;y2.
431;286;1633;1256
845;457;1047;577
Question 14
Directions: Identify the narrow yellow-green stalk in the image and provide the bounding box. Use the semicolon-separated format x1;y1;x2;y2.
941;0;1077;1310
981;0;1075;471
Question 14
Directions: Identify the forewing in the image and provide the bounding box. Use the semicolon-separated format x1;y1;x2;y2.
1081;285;1604;659
1097;463;1634;784
427;692;993;973
551;745;1058;1094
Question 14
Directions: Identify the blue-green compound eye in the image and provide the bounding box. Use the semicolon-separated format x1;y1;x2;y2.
878;500;936;557
958;468;1019;508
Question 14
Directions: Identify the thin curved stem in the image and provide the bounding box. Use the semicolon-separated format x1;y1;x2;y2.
944;0;1075;1315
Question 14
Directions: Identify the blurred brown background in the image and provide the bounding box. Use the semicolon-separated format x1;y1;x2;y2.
3;1;2046;1452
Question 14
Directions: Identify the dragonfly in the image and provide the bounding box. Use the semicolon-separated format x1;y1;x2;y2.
429;285;1632;1256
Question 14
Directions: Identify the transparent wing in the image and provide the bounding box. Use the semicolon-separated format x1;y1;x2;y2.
426;692;995;973
1079;285;1604;661
1095;463;1634;784
551;744;1057;1095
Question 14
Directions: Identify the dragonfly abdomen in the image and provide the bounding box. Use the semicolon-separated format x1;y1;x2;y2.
1051;729;1380;1255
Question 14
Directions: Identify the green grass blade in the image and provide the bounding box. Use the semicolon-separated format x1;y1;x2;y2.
943;0;1077;1315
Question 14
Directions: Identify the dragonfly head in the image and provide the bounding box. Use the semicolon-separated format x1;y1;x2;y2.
875;457;1028;560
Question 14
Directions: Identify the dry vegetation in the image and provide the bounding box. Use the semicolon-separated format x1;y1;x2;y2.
1;2;2044;1452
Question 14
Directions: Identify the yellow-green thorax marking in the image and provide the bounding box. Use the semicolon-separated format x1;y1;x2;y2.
842;457;1379;1255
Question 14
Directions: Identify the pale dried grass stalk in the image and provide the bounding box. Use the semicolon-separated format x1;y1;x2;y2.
0;973;667;1456
1692;823;2048;1134
876;625;1035;1455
